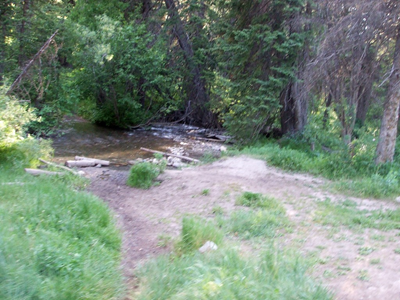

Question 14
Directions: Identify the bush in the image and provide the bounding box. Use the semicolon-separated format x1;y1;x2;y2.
0;92;52;167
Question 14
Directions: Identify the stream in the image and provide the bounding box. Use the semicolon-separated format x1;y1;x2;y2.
51;117;224;166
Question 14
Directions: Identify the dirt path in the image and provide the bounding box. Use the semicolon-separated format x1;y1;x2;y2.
85;156;400;300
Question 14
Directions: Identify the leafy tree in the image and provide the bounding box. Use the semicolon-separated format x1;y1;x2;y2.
212;0;306;141
67;14;172;127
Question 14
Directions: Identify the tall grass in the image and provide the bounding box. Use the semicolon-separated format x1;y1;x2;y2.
0;163;124;300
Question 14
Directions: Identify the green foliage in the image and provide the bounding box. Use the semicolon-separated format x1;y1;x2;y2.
126;160;165;189
212;0;306;141
0;163;123;300
175;217;224;255
0;94;36;149
67;14;175;128
0;93;53;167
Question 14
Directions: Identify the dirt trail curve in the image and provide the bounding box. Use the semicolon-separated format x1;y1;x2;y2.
85;156;400;300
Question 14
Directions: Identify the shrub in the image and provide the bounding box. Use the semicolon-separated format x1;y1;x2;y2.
0;92;52;167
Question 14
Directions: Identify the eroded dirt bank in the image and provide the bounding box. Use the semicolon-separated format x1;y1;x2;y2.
85;156;400;300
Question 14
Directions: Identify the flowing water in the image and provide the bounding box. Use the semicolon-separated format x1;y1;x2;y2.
51;117;219;166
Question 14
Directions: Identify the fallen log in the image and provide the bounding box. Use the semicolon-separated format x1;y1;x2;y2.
39;158;81;175
25;168;64;176
188;136;225;143
74;156;110;166
65;160;97;168
140;147;200;163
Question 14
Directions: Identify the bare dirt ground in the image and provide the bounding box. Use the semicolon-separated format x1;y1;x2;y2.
85;156;400;300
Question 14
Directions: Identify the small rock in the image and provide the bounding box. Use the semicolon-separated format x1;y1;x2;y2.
199;241;218;253
95;164;102;168
220;145;227;152
396;197;400;203
172;162;187;168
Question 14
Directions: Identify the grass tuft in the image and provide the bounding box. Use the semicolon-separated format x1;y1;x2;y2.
126;160;165;189
236;191;285;212
175;216;224;255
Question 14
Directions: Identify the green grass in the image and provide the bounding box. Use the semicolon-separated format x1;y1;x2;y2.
0;163;124;300
201;189;210;196
135;217;332;300
215;192;291;239
231;141;400;199
126;161;164;189
222;209;291;239
235;192;285;211
313;199;400;231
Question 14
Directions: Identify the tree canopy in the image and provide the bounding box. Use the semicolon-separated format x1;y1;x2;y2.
1;0;400;162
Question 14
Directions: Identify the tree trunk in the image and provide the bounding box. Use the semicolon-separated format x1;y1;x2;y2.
375;26;400;164
280;84;296;134
164;0;213;127
280;1;311;135
280;80;308;135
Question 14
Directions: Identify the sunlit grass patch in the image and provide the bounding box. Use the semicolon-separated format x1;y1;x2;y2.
331;174;400;199
313;199;400;231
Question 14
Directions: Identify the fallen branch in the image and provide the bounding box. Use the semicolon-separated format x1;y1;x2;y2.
39;158;80;175
65;160;97;168
140;147;200;163
74;156;110;166
7;30;59;95
25;168;64;176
